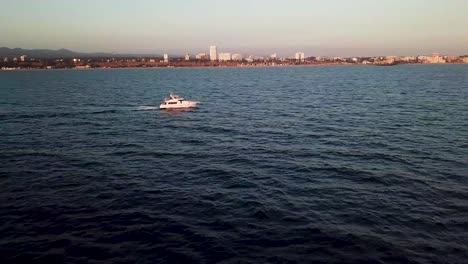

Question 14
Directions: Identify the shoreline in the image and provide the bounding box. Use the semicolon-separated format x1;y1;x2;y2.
1;62;467;72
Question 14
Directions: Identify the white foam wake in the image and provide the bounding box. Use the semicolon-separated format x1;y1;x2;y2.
136;106;159;111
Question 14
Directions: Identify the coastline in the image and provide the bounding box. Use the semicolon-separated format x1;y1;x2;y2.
1;62;467;72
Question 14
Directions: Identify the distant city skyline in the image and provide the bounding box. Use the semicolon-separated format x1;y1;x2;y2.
1;0;468;56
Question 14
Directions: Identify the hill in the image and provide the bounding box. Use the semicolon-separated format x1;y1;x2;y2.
0;47;160;58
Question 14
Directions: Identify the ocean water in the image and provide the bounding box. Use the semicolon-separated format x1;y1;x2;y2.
0;65;467;263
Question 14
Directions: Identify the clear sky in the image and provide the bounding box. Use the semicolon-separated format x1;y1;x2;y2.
1;0;467;56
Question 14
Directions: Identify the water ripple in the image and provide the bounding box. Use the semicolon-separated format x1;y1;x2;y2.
1;66;467;263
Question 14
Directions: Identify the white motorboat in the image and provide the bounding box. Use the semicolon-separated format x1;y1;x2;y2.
160;93;199;109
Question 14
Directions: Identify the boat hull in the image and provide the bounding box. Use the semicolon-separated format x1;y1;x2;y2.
160;101;198;109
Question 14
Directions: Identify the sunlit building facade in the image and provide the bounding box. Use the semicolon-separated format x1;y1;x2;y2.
218;53;232;61
210;46;218;61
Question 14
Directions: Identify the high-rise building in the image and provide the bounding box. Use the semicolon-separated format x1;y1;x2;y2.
218;53;232;61
295;52;305;61
210;46;218;61
164;54;169;63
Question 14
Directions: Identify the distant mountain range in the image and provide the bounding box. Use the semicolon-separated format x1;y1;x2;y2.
0;47;161;58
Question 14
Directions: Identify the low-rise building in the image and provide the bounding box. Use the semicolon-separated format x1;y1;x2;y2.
232;54;243;61
445;56;459;63
2;57;8;62
185;53;190;61
399;56;417;62
247;55;264;61
75;65;91;69
462;57;468;63
20;55;27;62
195;53;208;60
218;53;232;61
163;54;169;63
419;53;446;64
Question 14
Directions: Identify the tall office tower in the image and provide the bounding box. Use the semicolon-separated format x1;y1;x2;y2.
210;46;218;61
295;52;305;61
295;52;300;60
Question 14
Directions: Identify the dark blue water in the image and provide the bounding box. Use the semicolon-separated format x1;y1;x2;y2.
1;65;467;263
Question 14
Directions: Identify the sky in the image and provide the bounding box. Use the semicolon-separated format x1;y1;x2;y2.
1;0;468;56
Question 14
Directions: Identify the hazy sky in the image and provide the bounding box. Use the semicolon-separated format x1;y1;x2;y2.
1;0;467;56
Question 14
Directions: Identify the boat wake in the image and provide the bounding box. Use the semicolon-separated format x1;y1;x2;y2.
136;106;160;111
